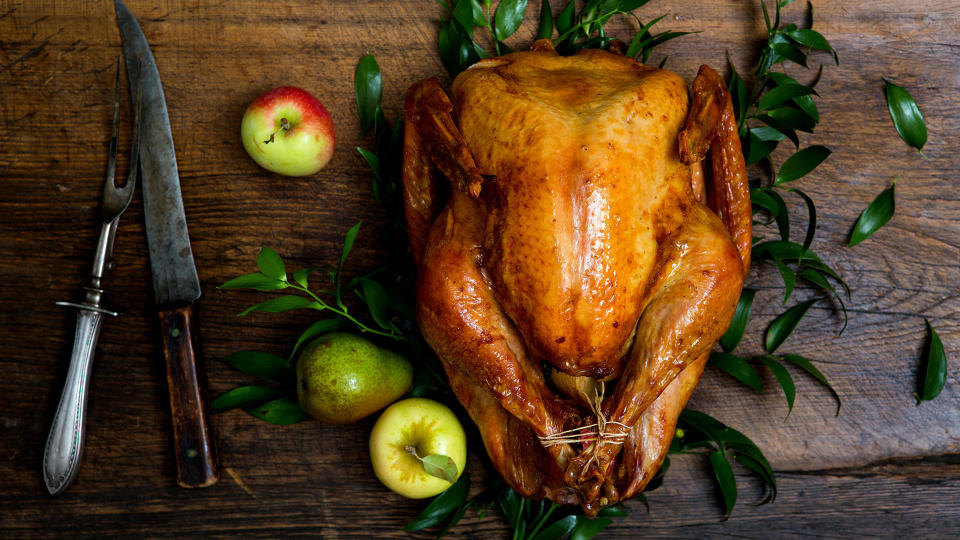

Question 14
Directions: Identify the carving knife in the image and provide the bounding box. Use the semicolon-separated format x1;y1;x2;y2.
115;0;218;488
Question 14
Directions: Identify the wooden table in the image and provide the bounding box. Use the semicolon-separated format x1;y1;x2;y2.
2;1;958;537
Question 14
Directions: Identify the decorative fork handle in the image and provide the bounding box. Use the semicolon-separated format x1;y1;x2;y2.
43;307;104;495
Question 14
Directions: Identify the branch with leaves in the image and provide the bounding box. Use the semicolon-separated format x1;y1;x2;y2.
436;0;689;79
704;0;852;421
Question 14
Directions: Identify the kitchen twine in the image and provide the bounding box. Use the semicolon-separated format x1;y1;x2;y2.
539;382;629;452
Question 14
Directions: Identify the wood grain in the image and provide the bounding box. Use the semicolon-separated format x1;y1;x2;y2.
1;0;958;537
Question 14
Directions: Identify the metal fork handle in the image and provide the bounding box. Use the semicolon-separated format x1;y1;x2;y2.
43;307;104;495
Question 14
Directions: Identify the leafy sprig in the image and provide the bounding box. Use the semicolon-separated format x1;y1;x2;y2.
671;410;778;517
711;1;850;422
221;230;405;342
731;0;847;314
436;0;689;79
711;284;842;416
551;0;693;60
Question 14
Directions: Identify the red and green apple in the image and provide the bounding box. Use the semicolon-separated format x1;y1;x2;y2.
241;86;335;176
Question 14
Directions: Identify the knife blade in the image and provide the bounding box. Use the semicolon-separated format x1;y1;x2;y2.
115;0;218;489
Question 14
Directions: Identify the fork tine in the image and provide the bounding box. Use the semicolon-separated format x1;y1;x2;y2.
125;66;142;195
102;55;122;207
102;58;141;222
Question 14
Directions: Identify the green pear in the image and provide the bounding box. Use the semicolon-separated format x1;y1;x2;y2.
295;332;413;424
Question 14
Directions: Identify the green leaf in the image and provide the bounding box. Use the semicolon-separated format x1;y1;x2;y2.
757;113;799;147
849;181;895;247
752;187;790;241
883;79;927;152
221;351;294;385
596;504;628;518
238;295;320;316
710;352;763;392
765;106;816;133
638;31;694;62
435;495;475;537
767;70;822;121
211;385;281;413
781;354;842;415
776;145;831;184
786;28;833;51
720;288;757;352
745;131;778;165
220;272;287;291
733;453;777;504
245;397;305;425
532;515;578;540
404;472;470;531
786;28;838;64
356;146;381;179
709;451;737;519
355;54;382;136
752;240;821;264
498;488;522;530
339;221;362;269
290;319;344;360
751;126;787;142
761;356;796;415
758;83;817;112
785;187;817;253
793;92;819;124
255;247;286;281
452;0;485;29
357;145;383;204
537;0;553;39
797;268;847;331
917;319;947;404
358;278;391;330
728;61;748;124
625;14;668;58
421;454;459;483
570;517;613;540
765;298;819;352
493;0;528;41
291;267;318;289
774;258;796;304
555;1;575;35
438;17;487;79
771;42;807;67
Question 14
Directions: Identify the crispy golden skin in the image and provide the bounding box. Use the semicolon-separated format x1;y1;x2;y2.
402;40;750;514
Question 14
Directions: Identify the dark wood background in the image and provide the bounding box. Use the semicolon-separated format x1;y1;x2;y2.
2;0;959;537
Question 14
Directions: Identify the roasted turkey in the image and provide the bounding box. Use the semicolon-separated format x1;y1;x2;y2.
401;39;751;514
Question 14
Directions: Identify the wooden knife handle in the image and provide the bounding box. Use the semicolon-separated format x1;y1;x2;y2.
159;304;219;488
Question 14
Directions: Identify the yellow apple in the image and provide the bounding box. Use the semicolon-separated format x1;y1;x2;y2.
369;398;467;499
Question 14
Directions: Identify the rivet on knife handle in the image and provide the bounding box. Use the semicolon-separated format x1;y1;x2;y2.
159;305;218;488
